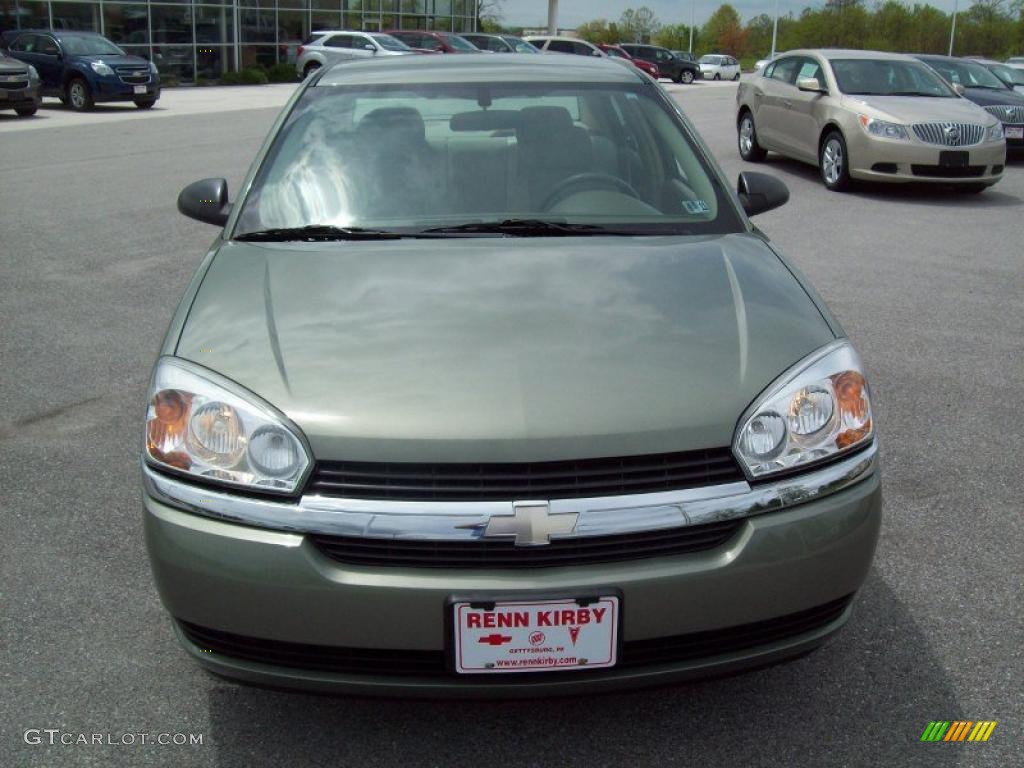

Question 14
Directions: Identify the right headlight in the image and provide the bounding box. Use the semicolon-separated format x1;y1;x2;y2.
144;357;311;494
733;341;874;479
858;114;909;140
985;121;1005;142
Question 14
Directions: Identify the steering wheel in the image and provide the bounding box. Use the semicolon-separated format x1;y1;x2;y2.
541;172;643;211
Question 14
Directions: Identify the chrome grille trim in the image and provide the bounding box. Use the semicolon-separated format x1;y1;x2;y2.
983;105;1024;123
141;441;878;540
911;122;984;146
116;66;150;85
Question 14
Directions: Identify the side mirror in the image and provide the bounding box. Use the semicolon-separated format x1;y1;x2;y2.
737;171;789;217
952;82;966;96
177;178;231;226
797;77;823;93
364;44;376;52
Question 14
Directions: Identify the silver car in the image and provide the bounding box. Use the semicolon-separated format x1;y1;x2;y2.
295;30;414;79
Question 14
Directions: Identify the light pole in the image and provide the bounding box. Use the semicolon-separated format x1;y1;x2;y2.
689;0;694;53
770;0;779;58
548;0;558;36
948;0;958;56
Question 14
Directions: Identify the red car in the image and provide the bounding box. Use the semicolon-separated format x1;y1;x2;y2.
598;44;660;78
385;30;480;54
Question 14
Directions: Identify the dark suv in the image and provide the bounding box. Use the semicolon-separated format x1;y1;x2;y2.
620;44;699;84
0;49;41;116
4;29;160;111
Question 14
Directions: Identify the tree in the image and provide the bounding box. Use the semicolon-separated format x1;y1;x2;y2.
653;23;697;52
619;6;661;43
478;0;504;33
702;5;747;56
576;19;623;45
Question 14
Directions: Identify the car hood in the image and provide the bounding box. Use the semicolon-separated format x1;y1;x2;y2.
79;53;150;67
961;86;1024;107
0;55;28;73
842;94;994;123
175;234;835;463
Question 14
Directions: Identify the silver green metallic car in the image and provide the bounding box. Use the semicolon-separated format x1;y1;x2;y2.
144;54;881;697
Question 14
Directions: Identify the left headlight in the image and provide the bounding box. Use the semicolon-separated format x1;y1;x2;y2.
149;60;159;74
27;64;39;81
90;61;114;76
733;341;874;479
985;121;1004;142
144;357;311;494
859;114;909;140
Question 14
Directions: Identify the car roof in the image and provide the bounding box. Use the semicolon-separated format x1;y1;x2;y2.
317;53;643;86
312;30;373;36
797;48;920;62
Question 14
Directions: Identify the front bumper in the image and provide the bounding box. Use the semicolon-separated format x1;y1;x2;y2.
144;446;881;696
0;81;41;108
92;74;160;103
846;132;1006;184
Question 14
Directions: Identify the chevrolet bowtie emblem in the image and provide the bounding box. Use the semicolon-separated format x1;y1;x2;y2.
477;502;579;546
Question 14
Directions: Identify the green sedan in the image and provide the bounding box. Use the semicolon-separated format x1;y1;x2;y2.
143;53;880;696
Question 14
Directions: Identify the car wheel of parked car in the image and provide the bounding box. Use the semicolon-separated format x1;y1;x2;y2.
66;77;94;111
134;99;156;109
733;72;741;81
678;69;695;84
714;73;721;80
303;62;321;78
819;131;851;191
737;112;767;162
15;104;37;117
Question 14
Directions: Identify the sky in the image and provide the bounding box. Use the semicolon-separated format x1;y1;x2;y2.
497;0;960;29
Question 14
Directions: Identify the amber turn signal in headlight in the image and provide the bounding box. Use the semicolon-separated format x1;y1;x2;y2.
144;357;311;493
733;342;874;478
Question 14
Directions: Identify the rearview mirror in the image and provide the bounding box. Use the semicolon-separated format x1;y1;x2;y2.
797;77;823;93
737;172;789;217
177;178;231;227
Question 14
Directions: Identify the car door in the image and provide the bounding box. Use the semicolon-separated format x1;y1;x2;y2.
322;34;355;63
727;57;741;79
779;56;829;162
654;49;677;78
753;56;801;151
34;34;65;93
349;34;377;59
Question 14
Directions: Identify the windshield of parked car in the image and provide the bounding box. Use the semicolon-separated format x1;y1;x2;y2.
235;81;740;238
444;35;478;52
829;58;956;97
372;34;410;52
505;37;539;53
59;35;125;56
988;63;1024;85
920;57;1008;90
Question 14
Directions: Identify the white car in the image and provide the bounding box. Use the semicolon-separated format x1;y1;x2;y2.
524;36;605;58
294;30;414;79
1006;57;1024;72
699;54;741;81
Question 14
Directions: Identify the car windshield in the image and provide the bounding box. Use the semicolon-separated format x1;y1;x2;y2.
505;37;539;53
235;81;740;238
605;47;626;59
373;35;410;52
829;58;955;97
60;35;125;56
444;35;478;52
989;63;1024;85
920;58;1007;90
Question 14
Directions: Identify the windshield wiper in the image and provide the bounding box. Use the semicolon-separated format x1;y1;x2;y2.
234;225;404;242
418;219;624;237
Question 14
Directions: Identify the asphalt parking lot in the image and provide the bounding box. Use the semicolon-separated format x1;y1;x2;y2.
1;81;1021;768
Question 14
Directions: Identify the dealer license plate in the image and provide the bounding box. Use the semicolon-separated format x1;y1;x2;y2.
133;85;147;95
1006;126;1023;139
452;596;619;674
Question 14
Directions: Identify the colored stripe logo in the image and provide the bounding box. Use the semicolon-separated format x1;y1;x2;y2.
920;721;997;742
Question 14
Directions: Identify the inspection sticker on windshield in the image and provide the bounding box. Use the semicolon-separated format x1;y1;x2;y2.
452;596;619;674
683;199;710;214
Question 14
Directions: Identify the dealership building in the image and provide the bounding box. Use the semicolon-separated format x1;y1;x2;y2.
0;1;481;81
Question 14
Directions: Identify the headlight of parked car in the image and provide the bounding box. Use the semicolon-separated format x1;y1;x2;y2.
985;121;1004;142
90;61;115;76
733;341;873;479
27;64;39;81
858;115;908;140
149;60;159;74
144;357;311;493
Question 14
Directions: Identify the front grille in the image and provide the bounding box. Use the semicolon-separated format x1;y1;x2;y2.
983;104;1024;123
911;164;986;178
0;78;29;90
116;67;150;84
306;448;744;501
911;122;984;146
309;519;743;568
177;595;853;679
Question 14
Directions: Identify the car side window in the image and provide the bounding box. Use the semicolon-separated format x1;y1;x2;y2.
11;34;35;52
38;36;59;55
656;50;672;62
573;42;596;56
770;57;800;85
325;35;352;48
797;58;824;84
547;41;574;54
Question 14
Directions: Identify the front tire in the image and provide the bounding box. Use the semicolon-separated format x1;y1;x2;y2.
737;111;767;162
678;69;695;84
15;104;38;117
733;72;741;81
819;131;851;191
66;77;93;111
134;98;156;109
714;72;721;81
303;62;321;78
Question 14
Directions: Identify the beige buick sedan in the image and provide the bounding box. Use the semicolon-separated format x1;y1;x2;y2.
736;49;1006;192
